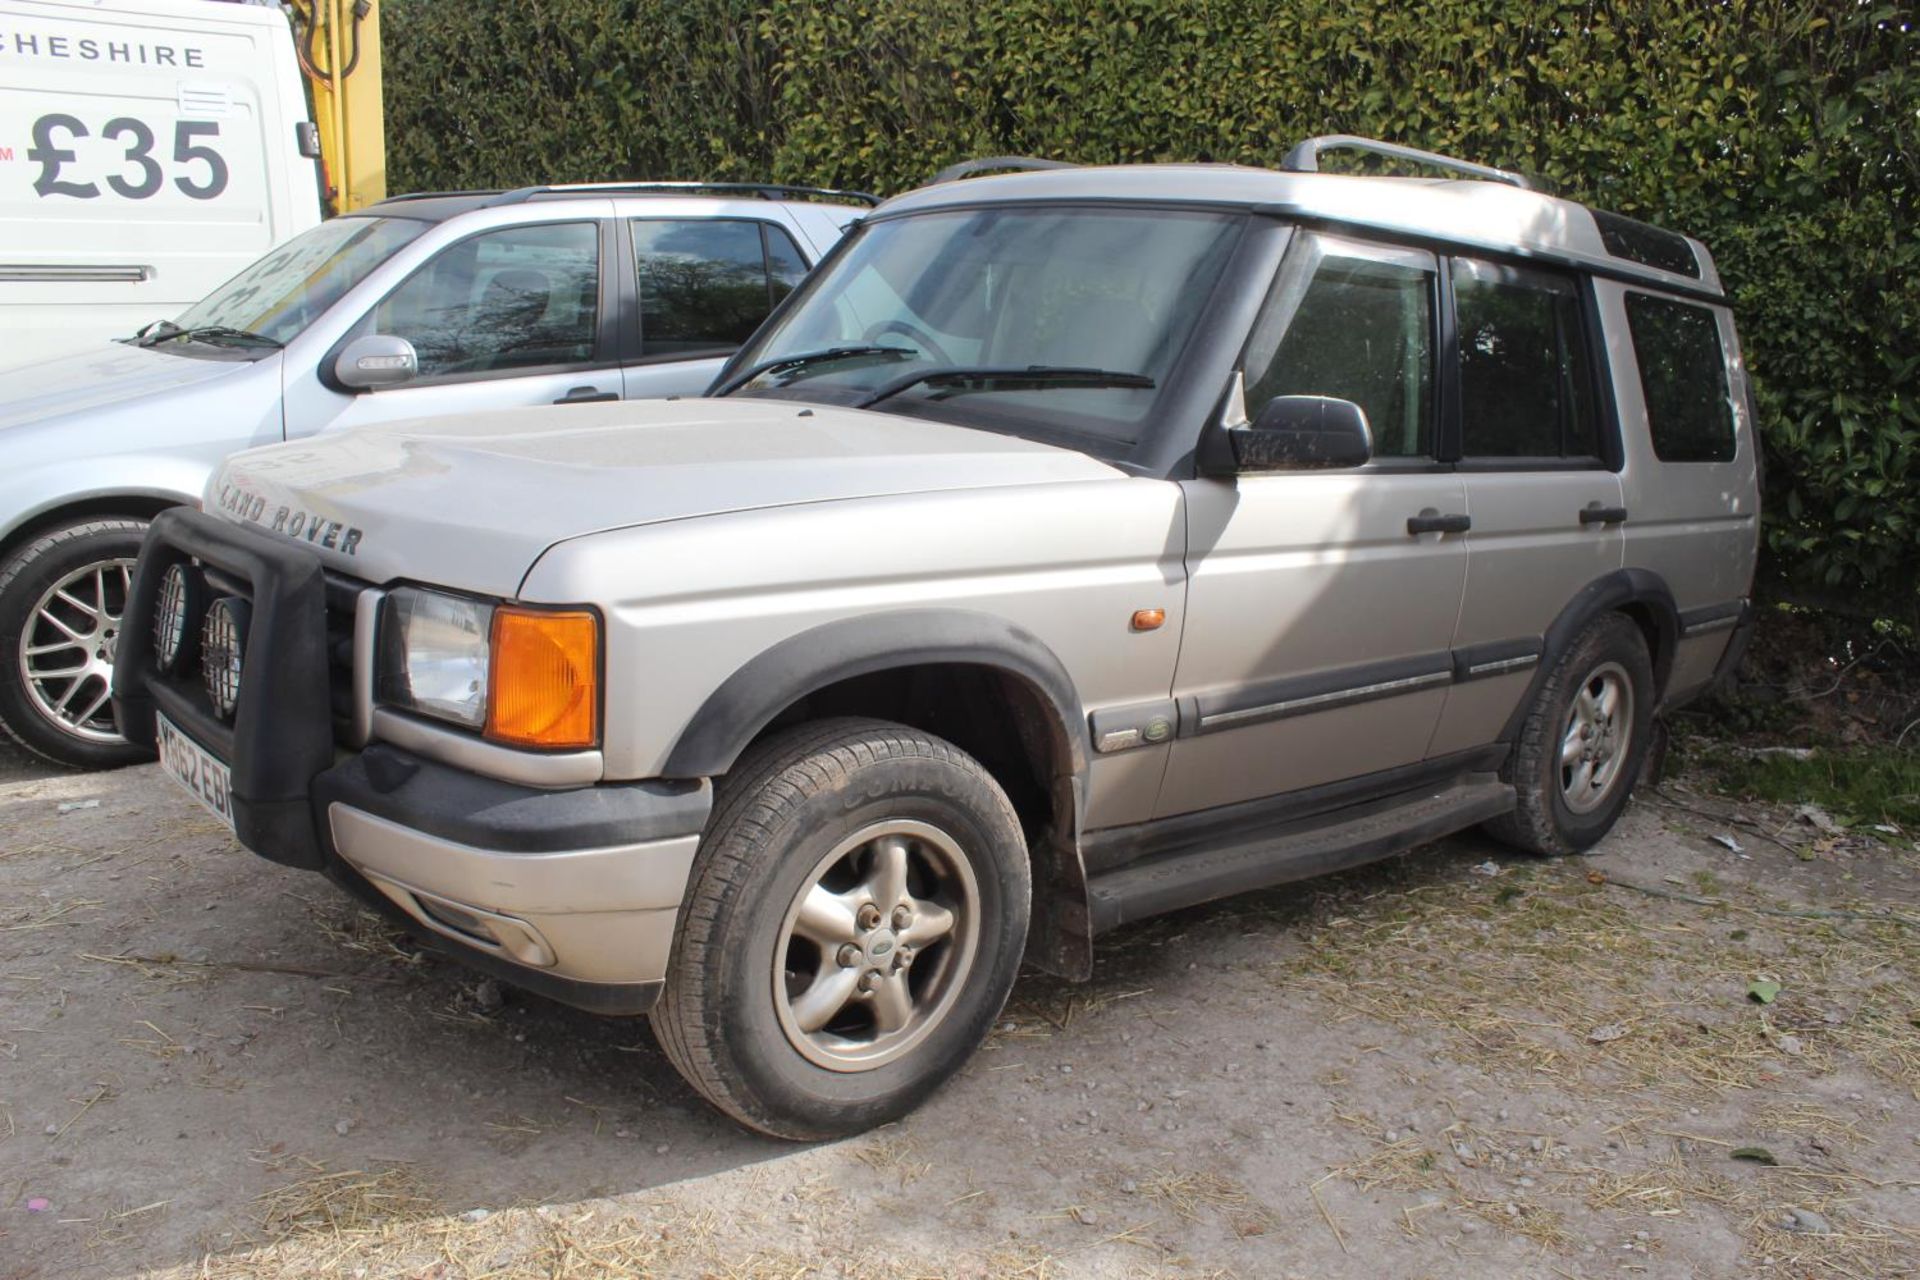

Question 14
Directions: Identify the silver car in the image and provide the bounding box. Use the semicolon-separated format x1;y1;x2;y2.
0;182;869;767
116;139;1759;1139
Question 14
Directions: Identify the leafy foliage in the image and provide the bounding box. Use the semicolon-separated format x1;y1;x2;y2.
384;0;1918;615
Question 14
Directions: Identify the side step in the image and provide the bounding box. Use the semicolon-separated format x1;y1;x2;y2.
1086;775;1515;932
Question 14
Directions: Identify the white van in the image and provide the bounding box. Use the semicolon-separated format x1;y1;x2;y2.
0;0;321;368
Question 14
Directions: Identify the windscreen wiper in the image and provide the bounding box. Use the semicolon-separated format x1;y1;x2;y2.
171;325;284;349
711;344;915;397
855;365;1155;410
132;319;184;347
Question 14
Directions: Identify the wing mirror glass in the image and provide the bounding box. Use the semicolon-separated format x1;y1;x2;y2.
334;335;419;391
1226;395;1373;471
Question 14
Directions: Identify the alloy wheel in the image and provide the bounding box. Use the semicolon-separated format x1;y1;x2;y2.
17;558;134;744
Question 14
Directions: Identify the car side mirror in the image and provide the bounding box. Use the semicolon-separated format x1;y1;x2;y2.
1226;395;1373;471
334;335;419;391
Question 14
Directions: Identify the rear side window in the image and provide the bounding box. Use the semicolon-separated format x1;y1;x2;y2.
1243;234;1436;459
1452;258;1597;460
1624;294;1735;463
631;219;810;358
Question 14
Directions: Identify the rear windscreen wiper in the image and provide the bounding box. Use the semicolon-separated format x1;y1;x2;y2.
855;365;1155;410
711;344;915;397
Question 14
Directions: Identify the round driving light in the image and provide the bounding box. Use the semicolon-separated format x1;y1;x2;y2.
201;596;250;720
153;563;203;672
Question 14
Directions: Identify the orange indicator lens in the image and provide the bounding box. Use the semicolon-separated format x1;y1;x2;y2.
486;608;599;748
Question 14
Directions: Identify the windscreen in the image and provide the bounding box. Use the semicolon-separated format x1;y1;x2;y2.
726;206;1241;454
171;215;427;345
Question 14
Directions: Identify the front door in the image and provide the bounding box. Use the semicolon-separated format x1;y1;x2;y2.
1157;233;1469;818
285;218;621;437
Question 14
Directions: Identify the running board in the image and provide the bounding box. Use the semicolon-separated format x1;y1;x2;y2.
1086;775;1515;932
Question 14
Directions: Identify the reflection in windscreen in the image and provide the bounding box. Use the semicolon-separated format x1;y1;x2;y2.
733;207;1240;450
173;216;429;345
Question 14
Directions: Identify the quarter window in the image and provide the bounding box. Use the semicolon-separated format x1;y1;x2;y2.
1625;293;1736;463
1453;259;1597;459
1243;234;1436;459
370;222;600;380
631;219;809;358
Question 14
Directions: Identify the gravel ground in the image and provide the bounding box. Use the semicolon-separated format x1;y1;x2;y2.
3;739;1918;1279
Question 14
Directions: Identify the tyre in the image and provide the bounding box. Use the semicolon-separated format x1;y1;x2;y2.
651;717;1031;1140
1484;613;1654;857
0;518;153;769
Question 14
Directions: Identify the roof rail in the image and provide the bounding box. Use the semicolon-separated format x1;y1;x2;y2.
928;156;1078;185
369;189;507;205
1281;136;1537;191
480;181;883;208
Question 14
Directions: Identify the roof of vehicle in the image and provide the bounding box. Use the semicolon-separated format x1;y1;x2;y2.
359;182;880;225
878;164;1724;299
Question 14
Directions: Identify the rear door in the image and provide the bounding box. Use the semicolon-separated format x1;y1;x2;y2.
1429;257;1624;755
1157;232;1469;818
621;217;812;398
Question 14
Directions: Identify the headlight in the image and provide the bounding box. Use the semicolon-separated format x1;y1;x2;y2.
378;588;491;728
201;596;249;720
377;588;600;748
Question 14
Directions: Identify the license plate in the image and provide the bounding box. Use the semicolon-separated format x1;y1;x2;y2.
156;713;235;831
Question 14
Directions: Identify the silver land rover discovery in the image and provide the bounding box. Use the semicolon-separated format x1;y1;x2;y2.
115;139;1760;1139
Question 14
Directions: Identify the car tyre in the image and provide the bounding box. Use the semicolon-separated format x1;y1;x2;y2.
651;717;1030;1140
1484;613;1654;857
0;518;153;770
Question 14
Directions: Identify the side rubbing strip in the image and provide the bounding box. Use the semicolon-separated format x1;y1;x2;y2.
1678;600;1747;637
1452;637;1544;684
1185;653;1454;736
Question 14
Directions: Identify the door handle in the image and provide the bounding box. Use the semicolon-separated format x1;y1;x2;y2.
553;386;619;405
1579;504;1629;526
1407;511;1471;536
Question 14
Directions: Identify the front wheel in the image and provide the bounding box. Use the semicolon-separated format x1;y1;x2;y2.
651;718;1030;1140
1484;613;1655;856
0;518;153;769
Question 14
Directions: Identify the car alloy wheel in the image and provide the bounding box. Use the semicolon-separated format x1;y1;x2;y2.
17;557;134;744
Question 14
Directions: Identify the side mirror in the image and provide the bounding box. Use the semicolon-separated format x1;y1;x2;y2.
1226;395;1373;471
333;335;419;391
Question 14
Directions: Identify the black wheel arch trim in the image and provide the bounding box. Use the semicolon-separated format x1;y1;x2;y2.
1497;568;1679;744
660;608;1091;804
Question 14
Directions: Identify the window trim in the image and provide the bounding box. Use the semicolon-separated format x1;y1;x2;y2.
1623;289;1739;465
1442;254;1620;472
323;217;617;393
1236;229;1446;466
624;215;814;365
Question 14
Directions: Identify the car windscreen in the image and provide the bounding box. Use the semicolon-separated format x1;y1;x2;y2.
169;215;429;346
722;205;1242;456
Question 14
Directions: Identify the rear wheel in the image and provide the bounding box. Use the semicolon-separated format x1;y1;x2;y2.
1485;613;1654;856
0;519;152;769
651;718;1030;1139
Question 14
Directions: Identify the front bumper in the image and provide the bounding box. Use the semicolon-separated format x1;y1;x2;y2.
112;508;711;1016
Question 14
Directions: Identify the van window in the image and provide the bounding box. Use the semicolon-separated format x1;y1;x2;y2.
631;220;809;358
1243;234;1436;459
371;222;601;379
1453;259;1597;459
1624;294;1735;463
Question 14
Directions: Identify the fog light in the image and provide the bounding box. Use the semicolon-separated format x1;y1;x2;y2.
153;563;203;672
201;596;250;719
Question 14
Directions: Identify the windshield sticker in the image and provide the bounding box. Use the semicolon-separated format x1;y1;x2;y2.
216;484;363;556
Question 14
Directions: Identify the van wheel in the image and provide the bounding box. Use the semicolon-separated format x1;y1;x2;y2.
0;519;153;770
1485;614;1654;857
651;718;1030;1140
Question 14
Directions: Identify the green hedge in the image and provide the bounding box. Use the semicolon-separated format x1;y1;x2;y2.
384;0;1918;619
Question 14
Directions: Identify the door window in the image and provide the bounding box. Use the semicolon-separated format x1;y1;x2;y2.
631;219;809;358
1242;234;1436;459
1453;258;1598;459
1624;293;1736;462
370;222;600;380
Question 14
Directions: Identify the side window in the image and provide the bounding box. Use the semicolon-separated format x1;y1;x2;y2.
1242;234;1435;459
1453;258;1598;459
370;222;600;380
631;219;808;359
1624;293;1736;462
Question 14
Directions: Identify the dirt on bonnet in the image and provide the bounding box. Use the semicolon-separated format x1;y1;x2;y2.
2;741;1918;1280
